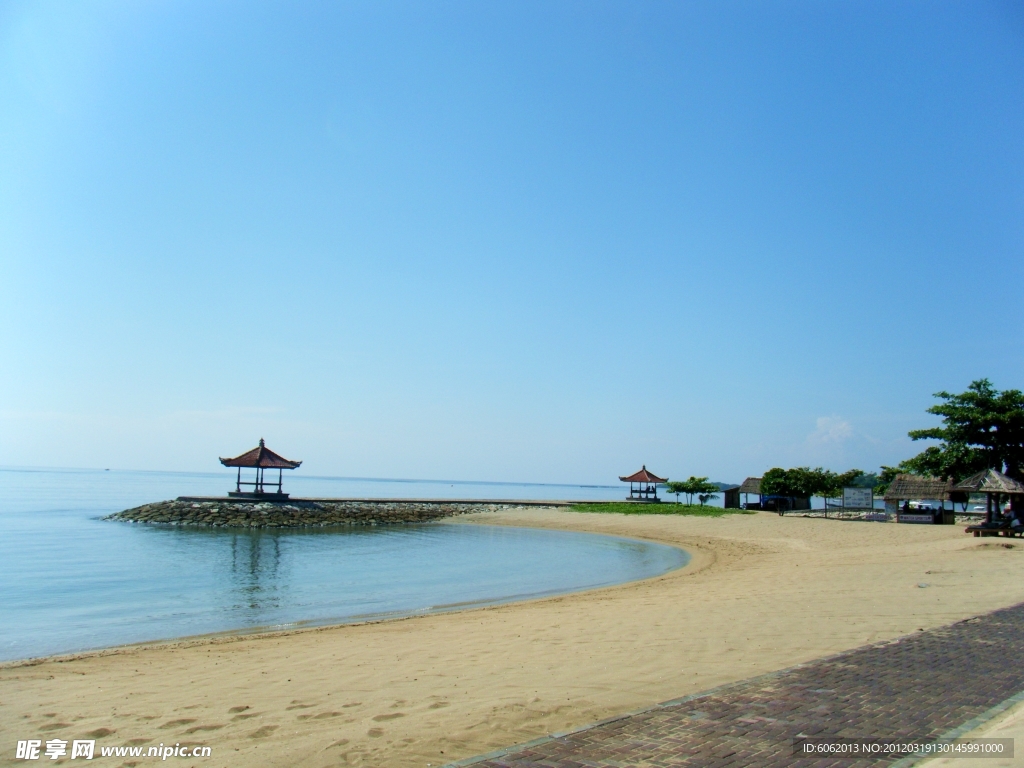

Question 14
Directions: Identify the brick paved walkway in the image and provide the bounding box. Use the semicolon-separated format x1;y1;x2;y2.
450;602;1024;767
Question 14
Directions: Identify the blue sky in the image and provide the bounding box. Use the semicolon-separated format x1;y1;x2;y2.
1;1;1022;484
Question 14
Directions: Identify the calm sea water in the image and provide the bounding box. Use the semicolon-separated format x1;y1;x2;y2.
0;467;688;662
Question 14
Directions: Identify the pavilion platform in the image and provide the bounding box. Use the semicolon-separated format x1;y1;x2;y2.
105;497;615;529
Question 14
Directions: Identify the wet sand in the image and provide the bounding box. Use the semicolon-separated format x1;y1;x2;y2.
3;509;1024;768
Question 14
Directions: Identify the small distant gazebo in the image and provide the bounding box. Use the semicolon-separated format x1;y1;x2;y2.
220;439;302;499
619;465;667;502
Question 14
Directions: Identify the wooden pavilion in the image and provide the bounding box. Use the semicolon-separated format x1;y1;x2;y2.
619;466;667;502
953;469;1024;525
220;439;302;499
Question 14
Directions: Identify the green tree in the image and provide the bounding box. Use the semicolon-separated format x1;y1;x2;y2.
901;379;1024;481
836;469;866;488
760;467;865;506
848;472;878;489
874;465;903;496
697;486;720;507
760;467;793;497
761;467;820;498
813;469;841;506
687;477;720;506
664;481;687;505
667;476;718;505
825;469;866;506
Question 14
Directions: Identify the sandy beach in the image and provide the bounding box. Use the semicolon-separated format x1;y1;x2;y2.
4;509;1024;768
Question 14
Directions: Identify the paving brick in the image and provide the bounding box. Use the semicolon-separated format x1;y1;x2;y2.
453;603;1024;767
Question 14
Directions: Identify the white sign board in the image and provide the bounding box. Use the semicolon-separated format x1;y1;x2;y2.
843;487;874;509
898;513;935;524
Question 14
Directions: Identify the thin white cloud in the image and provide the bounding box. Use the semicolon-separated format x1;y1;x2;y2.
808;416;853;444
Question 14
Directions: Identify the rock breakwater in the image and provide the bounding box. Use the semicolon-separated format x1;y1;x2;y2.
105;499;528;528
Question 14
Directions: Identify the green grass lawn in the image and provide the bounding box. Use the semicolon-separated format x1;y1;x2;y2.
568;502;757;517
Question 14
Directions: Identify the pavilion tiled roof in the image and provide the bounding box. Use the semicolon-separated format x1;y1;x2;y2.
219;439;302;469
619;466;668;484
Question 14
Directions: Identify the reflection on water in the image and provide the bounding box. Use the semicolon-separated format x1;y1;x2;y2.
231;532;283;610
0;468;690;662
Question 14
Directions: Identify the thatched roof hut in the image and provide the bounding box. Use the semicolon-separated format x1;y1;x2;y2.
883;474;953;502
738;477;762;494
950;469;1024;524
952;469;1024;495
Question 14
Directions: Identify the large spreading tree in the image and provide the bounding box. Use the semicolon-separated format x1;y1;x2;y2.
881;379;1024;484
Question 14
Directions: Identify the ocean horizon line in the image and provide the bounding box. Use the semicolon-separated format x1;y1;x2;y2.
0;464;626;491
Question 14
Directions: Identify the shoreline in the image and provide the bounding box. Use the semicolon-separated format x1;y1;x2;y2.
1;520;693;669
5;509;1024;768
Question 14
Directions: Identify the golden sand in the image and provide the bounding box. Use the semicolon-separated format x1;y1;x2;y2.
3;509;1024;768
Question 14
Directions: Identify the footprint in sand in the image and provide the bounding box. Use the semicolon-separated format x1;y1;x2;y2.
341;702;362;708
227;706;250;714
428;702;450;709
232;713;260;721
159;719;196;729
285;702;316;710
248;725;278;739
372;713;405;721
367;728;384;738
125;739;149;747
184;724;225;734
84;728;116;738
313;711;343;719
